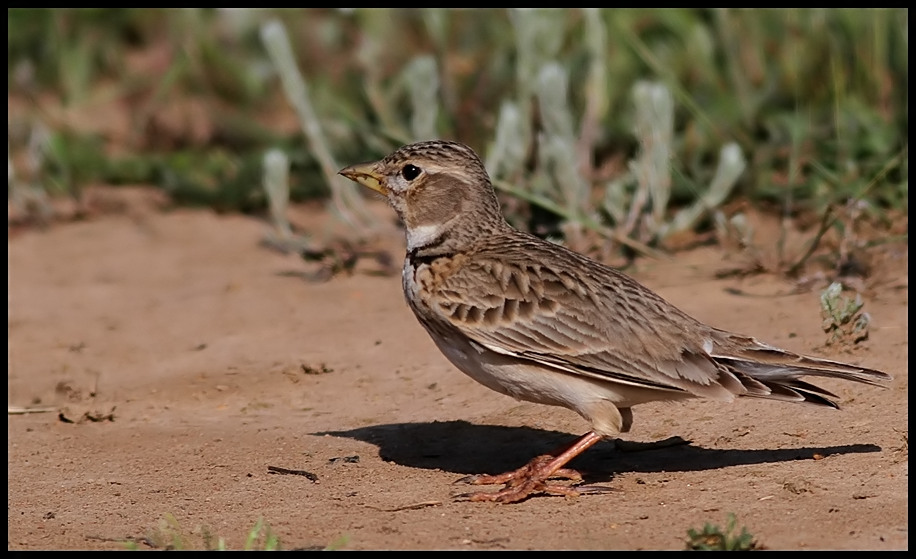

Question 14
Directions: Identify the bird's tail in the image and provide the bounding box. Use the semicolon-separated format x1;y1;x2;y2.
711;336;892;409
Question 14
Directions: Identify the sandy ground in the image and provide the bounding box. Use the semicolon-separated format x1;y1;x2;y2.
7;189;908;550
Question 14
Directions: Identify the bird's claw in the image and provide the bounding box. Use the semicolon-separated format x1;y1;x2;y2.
453;480;613;503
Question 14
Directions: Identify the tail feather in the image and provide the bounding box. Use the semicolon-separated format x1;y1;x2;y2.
712;341;891;409
728;347;892;386
729;370;839;407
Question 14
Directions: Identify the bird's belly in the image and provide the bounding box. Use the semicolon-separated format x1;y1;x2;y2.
428;332;641;436
429;332;607;408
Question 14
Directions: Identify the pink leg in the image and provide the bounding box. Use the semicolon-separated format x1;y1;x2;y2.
456;431;610;503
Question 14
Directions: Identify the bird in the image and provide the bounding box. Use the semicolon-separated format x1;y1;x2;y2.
338;140;892;503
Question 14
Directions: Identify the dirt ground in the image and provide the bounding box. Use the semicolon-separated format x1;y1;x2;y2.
7;188;908;550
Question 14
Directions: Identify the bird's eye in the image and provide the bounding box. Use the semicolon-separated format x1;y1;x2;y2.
401;164;421;181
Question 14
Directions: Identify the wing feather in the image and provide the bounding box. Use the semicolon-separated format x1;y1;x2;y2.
425;238;739;399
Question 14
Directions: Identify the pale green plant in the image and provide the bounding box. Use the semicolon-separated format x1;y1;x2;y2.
403;55;440;141
616;81;744;244
486;101;526;182
626;80;675;239
243;517;280;551
420;8;457;118
485;14;747;256
820;282;871;345
535;63;590;221
663;142;746;238
322;533;351;551
353;8;408;142
261;19;377;230
8;123;54;225
508;8;567;151
262;148;291;238
577;8;610;176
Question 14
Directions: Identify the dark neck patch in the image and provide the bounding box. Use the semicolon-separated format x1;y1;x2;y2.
407;229;455;267
407;247;455;268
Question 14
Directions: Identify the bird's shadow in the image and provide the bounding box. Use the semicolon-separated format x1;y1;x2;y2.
315;420;882;482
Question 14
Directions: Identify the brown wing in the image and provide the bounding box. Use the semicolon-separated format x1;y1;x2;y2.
424;235;746;400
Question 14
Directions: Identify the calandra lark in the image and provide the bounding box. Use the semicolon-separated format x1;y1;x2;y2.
339;140;891;503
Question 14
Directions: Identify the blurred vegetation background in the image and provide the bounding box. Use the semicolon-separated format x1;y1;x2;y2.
7;8;908;264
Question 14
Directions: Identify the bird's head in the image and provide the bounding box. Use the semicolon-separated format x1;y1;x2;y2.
339;141;507;251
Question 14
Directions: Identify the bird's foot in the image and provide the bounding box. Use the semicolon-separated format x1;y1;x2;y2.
455;454;582;486
453;453;615;503
454;479;616;503
453;431;611;503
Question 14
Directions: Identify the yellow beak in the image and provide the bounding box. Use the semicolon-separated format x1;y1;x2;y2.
338;163;387;195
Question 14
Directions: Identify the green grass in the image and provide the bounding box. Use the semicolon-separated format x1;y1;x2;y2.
685;513;759;551
122;514;280;550
8;8;907;256
121;513;351;550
